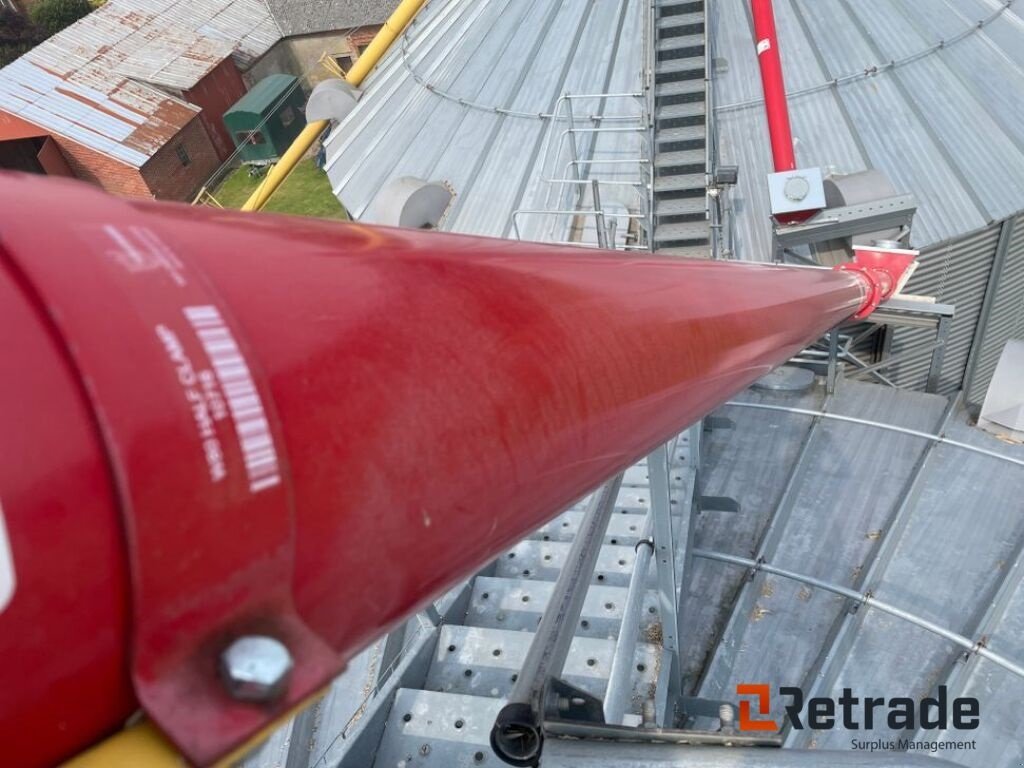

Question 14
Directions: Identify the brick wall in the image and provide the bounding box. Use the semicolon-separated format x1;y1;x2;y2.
140;115;221;201
349;26;382;49
1;109;219;201
0;108;149;196
184;57;249;161
52;136;152;198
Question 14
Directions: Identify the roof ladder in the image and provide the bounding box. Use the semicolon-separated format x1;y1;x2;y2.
652;0;712;257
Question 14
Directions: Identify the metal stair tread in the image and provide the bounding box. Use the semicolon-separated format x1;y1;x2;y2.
657;101;706;120
560;483;659;515
464;576;662;638
656;11;704;30
656;125;706;145
656;197;707;217
655;149;705;168
654;222;710;243
496;539;638;586
371;689;499;768
656;244;712;258
532;509;651;546
424;625;659;704
654;173;705;192
656;33;704;52
656;79;706;99
656;55;705;75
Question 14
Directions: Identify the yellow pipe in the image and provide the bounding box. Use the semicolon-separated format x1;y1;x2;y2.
240;121;329;212
240;0;428;212
62;723;184;768
344;0;426;87
63;691;327;768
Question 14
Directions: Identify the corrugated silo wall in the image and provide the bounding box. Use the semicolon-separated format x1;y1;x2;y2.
888;213;1024;407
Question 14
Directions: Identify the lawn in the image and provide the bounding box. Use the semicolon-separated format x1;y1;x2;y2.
212;158;348;220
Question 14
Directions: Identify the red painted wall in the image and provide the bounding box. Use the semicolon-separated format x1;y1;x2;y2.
1;111;48;142
183;57;249;162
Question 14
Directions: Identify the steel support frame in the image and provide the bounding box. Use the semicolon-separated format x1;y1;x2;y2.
644;0;657;251
771;195;918;264
649;439;688;727
495;419;732;761
811;298;955;394
602;513;654;726
646;422;740;730
490;475;625;767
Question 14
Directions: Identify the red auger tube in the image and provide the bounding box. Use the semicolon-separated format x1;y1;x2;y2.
752;0;797;173
0;173;909;766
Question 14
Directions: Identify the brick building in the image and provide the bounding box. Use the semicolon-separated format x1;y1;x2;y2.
0;0;398;201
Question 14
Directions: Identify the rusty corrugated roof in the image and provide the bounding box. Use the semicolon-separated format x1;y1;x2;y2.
0;0;282;167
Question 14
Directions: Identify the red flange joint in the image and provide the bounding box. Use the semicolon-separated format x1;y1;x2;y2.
835;245;919;320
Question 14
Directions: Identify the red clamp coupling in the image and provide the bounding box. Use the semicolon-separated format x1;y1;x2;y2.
836;245;919;320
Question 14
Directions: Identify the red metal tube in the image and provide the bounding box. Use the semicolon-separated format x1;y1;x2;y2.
752;0;797;172
0;174;906;766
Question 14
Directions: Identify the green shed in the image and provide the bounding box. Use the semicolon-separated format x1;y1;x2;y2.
223;74;307;163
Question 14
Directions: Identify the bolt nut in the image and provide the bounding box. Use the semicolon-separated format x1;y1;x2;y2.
219;635;293;703
719;703;736;726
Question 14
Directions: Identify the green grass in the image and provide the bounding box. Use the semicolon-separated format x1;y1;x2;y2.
213;158;348;220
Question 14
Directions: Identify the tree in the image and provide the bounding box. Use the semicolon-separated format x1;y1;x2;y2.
0;9;46;68
29;0;92;38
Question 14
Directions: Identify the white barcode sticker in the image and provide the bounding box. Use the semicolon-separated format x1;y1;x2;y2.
184;306;282;494
0;499;14;615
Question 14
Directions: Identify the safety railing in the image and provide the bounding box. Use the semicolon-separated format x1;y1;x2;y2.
644;0;657;250
704;0;735;260
512;91;651;251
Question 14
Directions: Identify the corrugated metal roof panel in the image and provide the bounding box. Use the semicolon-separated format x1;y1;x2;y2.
0;0;281;167
325;0;645;241
712;0;1024;257
968;214;1024;405
890;223;1001;393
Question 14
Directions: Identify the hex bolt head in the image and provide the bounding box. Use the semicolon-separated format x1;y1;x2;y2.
219;635;293;703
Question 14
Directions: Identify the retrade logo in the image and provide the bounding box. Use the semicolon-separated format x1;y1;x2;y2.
736;683;778;731
735;684;980;732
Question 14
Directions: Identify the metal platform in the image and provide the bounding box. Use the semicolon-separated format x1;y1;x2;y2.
238;368;1024;768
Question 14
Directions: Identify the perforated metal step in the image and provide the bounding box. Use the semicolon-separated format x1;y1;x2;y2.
425;625;659;706
372;689;501;768
464;576;662;639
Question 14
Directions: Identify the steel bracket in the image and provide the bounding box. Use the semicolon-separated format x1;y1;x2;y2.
545;678;606;725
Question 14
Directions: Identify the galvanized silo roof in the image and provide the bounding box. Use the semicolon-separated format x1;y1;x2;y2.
324;0;647;242
712;0;1024;260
